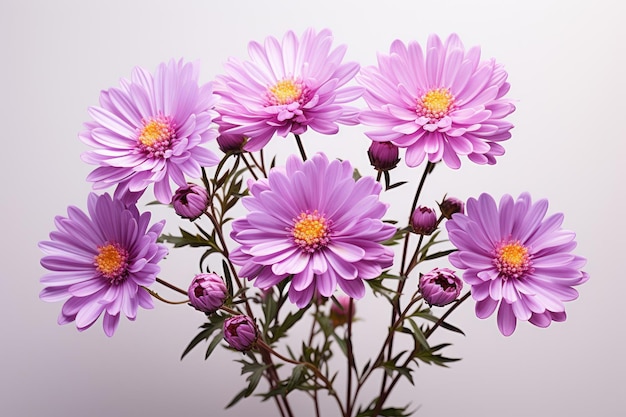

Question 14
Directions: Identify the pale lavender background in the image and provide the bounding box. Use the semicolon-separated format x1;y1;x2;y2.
1;0;624;416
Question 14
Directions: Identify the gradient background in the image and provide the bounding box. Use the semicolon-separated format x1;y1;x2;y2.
2;0;624;416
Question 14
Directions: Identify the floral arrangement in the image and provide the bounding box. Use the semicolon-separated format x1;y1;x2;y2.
38;28;588;416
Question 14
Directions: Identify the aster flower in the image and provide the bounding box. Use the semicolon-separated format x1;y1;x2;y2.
438;196;465;219
419;268;463;307
214;28;363;152
223;315;258;351
39;193;167;336
188;273;228;314
80;59;220;204
229;153;395;308
446;193;588;336
358;33;515;169
411;206;438;235
172;183;210;221
368;141;400;171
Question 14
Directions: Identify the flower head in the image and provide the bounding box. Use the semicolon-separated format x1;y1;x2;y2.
358;34;515;169
217;132;247;154
230;153;395;307
439;196;465;219
80;59;220;204
411;206;437;235
446;193;588;336
368;141;400;171
223;315;258;351
214;28;363;152
419;268;463;307
39;193;167;336
172;183;209;221
329;294;355;327
188;273;228;314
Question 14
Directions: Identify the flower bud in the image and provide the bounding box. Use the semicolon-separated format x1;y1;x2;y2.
411;206;437;235
223;315;258;351
187;273;228;314
368;141;400;171
438;196;465;219
217;133;247;154
172;183;209;221
419;268;463;307
329;294;355;327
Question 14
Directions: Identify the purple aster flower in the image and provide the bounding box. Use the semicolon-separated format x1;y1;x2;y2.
368;141;400;171
214;28;363;152
411;206;438;235
358;34;515;169
39;193;167;336
446;193;589;336
438;196;465;219
229;153;395;308
172;183;210;221
188;273;228;314
80;59;220;204
419;268;463;307
223;315;258;351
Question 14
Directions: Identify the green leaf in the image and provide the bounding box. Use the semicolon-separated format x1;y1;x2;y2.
406;318;430;351
160;227;215;248
412;310;465;336
422;248;456;261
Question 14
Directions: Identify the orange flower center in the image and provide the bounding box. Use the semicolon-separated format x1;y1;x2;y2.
268;78;304;105
291;210;331;253
416;88;456;120
494;240;532;279
94;242;129;284
137;115;176;157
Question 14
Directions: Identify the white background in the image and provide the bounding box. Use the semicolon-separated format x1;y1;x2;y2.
1;0;624;416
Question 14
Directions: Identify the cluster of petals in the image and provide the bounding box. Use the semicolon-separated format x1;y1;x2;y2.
187;273;228;314
229;153;395;307
80;59;220;204
214;28;363;152
358;33;515;169
419;267;463;307
39;193;167;336
446;192;588;336
223;315;258;351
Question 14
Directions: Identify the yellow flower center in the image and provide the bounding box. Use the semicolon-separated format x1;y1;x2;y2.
416;88;456;120
94;243;129;284
137;115;176;157
291;210;331;253
268;78;303;105
494;240;532;279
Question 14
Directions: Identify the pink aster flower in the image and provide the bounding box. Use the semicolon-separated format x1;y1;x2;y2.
446;193;588;336
358;34;515;169
223;315;258;352
214;28;363;152
80;59;220;204
419;267;463;307
229;153;395;307
187;273;228;314
39;193;167;336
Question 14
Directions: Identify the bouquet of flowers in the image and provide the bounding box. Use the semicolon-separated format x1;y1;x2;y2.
38;28;588;417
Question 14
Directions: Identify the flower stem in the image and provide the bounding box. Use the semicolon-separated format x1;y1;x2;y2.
155;277;187;296
142;287;189;305
294;134;308;161
346;298;355;417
